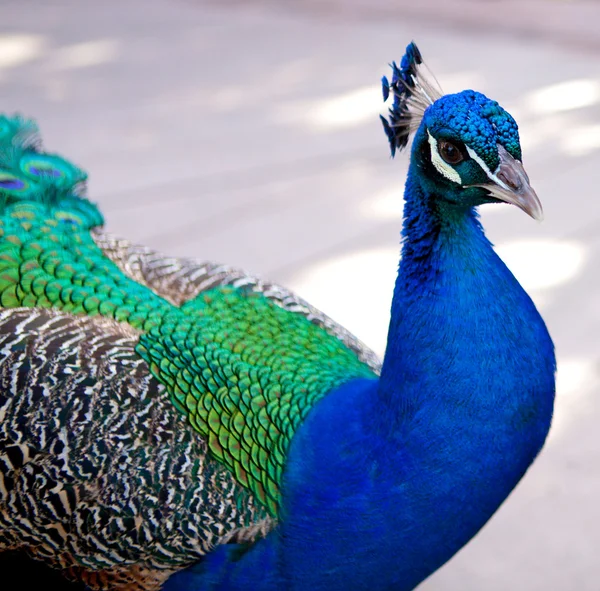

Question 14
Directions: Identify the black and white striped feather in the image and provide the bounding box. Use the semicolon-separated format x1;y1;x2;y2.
0;308;272;590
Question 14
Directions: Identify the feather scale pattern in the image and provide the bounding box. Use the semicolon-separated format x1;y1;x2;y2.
137;288;376;516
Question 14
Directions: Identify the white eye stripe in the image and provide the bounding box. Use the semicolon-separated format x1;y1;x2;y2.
427;130;462;185
465;145;511;190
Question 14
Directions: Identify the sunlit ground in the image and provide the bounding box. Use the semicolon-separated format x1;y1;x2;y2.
2;0;600;589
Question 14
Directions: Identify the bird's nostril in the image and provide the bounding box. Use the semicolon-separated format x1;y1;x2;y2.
498;171;520;191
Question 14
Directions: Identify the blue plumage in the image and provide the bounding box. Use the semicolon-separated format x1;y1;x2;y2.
165;42;555;591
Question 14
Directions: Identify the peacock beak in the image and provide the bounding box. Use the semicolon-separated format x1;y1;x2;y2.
485;145;544;221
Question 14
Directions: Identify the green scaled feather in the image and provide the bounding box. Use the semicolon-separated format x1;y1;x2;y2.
136;287;377;517
0;202;171;329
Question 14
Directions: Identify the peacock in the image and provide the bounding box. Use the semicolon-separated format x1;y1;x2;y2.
0;42;555;591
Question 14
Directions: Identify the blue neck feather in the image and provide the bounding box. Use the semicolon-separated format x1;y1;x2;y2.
165;162;556;591
379;161;554;425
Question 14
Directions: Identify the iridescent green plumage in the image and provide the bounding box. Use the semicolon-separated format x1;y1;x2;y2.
137;288;375;515
0;201;171;328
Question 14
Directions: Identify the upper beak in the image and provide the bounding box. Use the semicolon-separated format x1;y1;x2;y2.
484;145;543;221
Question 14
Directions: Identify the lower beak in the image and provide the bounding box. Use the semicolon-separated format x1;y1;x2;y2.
484;145;543;221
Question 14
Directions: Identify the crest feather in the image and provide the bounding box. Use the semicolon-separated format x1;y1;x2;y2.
380;42;443;157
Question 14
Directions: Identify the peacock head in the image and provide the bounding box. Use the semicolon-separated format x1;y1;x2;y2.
381;42;542;220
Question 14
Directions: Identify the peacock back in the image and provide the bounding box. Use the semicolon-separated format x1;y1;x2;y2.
0;115;379;590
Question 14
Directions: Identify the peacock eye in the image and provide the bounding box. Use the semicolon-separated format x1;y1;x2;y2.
438;140;464;165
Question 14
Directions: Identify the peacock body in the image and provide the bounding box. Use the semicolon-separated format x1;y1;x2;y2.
0;43;555;591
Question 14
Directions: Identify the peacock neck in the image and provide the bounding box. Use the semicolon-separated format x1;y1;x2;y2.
377;163;554;434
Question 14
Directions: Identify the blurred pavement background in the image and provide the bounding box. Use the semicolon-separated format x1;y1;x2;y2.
2;0;600;589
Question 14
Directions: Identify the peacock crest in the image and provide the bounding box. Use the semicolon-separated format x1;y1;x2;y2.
380;41;443;156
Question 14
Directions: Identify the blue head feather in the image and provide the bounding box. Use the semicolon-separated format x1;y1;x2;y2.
423;91;521;170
